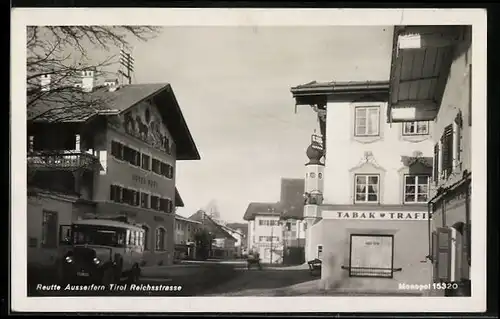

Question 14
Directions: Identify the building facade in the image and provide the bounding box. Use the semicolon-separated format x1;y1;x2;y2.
291;80;434;293
174;214;202;260
27;74;200;270
386;25;472;296
244;203;284;264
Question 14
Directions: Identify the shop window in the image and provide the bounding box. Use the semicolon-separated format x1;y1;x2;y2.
354;174;379;203
354;106;380;137
404;175;429;203
349;234;394;278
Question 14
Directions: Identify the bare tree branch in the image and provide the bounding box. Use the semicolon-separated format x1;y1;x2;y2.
27;25;160;190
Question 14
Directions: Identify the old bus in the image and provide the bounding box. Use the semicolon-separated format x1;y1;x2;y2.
58;216;145;284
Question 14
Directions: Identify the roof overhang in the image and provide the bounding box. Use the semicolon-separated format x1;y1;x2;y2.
388;26;462;123
175;187;184;207
152;85;201;160
291;81;390;106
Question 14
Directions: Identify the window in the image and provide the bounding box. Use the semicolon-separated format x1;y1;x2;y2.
404;175;429;203
122;188;139;206
354;175;379;203
111;141;124;159
318;173;323;179
317;245;323;260
402;121;429;135
355;106;380;136
349;234;394;278
129;230;137;246
123;146;140;166
141;154;151;170
152;159;162;174
109;185;122;202
150;196;160;211
142;225;150;250
155;227;166;251
42;210;58;248
140;193;150;208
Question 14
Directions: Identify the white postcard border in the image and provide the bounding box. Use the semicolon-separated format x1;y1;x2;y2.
10;8;487;313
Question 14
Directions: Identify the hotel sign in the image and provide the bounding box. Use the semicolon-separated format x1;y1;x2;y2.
324;211;428;221
132;174;158;189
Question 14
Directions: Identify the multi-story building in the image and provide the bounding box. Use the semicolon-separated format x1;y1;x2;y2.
174;212;202;260
244;202;283;264
386;25;472;296
27;73;200;270
290;79;434;293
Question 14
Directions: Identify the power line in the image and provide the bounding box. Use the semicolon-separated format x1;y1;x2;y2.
118;48;134;85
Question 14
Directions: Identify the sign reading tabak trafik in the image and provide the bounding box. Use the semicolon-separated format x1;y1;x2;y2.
324;211;428;221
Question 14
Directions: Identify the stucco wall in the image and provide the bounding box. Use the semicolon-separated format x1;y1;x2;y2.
317;218;432;293
323;100;434;205
27;194;93;267
432;30;472;192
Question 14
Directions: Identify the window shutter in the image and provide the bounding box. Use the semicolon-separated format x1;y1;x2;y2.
441;125;454;177
432;231;439;282
436;227;452;282
454;113;463;163
433;143;439;183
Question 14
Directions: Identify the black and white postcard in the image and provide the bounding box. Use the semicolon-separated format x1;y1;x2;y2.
10;8;487;313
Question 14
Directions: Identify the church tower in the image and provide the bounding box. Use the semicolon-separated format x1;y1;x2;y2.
303;133;324;261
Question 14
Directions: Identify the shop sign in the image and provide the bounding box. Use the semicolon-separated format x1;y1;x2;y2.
323;210;428;221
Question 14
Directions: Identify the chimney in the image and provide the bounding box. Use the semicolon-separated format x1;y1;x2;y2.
40;74;51;91
81;70;95;93
104;78;120;92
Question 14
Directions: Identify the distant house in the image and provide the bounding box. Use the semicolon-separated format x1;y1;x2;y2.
243;202;283;264
174;213;202;260
188;210;237;259
226;222;248;253
220;224;246;257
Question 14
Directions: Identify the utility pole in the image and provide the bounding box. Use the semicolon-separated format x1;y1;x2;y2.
268;206;275;264
118;48;134;85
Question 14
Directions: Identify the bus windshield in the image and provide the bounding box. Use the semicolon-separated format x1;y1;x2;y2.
71;224;126;247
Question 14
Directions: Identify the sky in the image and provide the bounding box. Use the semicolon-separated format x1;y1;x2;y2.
102;26;394;222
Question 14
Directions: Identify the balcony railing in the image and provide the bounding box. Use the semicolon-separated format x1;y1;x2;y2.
27;151;100;171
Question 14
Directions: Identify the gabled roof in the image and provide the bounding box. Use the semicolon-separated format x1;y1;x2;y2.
278;178;305;220
243;202;280;221
188;210;237;240
27;83;200;160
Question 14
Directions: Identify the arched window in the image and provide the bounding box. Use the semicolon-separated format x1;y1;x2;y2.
155;227;166;251
142;225;150;250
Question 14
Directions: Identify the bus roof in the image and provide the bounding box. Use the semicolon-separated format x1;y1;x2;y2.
73;219;144;231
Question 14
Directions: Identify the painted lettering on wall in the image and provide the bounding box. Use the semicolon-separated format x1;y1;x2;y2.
324;211;428;221
132;174;158;189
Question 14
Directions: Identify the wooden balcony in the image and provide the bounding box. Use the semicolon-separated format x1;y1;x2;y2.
27;151;101;171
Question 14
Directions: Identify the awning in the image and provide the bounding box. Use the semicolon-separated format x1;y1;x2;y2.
388;26;462;123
